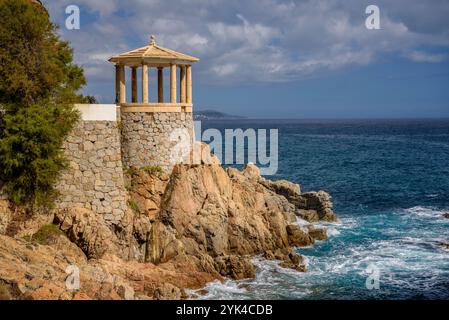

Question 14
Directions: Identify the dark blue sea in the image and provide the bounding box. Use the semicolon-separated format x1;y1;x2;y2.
195;118;449;300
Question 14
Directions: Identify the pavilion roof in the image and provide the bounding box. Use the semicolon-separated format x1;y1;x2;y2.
109;36;199;66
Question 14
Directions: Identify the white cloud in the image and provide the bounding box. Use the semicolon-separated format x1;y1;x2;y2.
43;0;449;90
407;51;448;63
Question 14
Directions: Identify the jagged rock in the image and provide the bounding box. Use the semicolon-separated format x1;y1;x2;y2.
443;213;449;219
188;142;221;165
0;200;12;235
214;255;256;280
153;283;182;300
297;192;337;222
297;209;320;222
241;163;261;180
275;249;307;272
116;282;135;300
286;224;314;247
307;225;328;241
0;158;338;299
54;207;120;259
132;215;152;243
439;242;449;250
0;201;54;237
128;168;169;220
260;178;301;198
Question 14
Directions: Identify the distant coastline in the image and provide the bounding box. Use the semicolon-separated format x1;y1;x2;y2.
194;109;246;120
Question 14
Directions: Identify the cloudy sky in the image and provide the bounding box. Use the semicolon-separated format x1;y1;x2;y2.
43;0;449;118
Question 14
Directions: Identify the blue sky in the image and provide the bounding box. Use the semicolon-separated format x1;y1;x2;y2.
44;0;449;118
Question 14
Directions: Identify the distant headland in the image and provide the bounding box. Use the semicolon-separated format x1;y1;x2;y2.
194;109;246;120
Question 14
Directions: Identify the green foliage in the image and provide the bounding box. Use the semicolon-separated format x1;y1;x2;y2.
0;0;86;107
127;199;140;215
23;224;65;245
141;165;163;175
123;166;136;176
79;95;98;104
0;0;86;208
0;102;79;207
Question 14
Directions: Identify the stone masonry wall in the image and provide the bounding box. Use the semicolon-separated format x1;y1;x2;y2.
120;112;194;172
56;120;128;225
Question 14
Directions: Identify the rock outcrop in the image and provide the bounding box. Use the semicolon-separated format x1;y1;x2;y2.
0;155;338;300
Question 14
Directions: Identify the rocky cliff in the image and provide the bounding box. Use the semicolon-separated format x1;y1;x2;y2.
0;149;337;300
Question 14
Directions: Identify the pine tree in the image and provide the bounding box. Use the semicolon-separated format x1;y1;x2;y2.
0;0;87;209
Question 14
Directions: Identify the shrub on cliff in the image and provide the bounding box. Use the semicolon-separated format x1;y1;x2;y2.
0;0;86;209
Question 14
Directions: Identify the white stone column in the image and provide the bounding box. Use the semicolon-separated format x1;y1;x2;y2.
131;67;138;103
186;65;192;104
170;64;177;104
142;64;149;103
180;66;186;104
119;64;126;104
158;67;164;103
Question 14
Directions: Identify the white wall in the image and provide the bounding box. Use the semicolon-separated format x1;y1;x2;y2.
74;104;118;121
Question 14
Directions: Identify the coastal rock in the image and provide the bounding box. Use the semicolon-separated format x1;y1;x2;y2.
297;209;320;222
442;213;449;219
0;158;338;299
153;283;183;300
128;168;168;217
0;201;54;238
241;163;261;180
260;178;301;198
188;142;221;165
297;192;337;222
214;255;256;280
54;207;120;259
307;225;328;241
439;242;449;250
279;250;307;272
286;224;314;247
0;200;12;235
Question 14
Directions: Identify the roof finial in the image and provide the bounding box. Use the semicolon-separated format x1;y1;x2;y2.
150;35;156;45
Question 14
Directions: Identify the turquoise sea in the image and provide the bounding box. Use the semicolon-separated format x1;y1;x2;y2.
196;119;449;300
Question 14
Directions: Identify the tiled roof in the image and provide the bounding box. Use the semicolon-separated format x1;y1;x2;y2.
109;36;199;65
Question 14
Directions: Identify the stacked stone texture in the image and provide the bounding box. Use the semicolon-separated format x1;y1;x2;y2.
56;121;128;225
120;112;194;171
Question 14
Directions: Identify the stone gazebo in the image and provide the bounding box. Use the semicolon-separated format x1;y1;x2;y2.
109;36;199;170
109;35;199;112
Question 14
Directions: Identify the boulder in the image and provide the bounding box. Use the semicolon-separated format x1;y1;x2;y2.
286;224;314;247
54;207;120;259
0;200;54;237
188;142;221;165
297;209;320;222
307;225;328;241
241;163;261;180
260;179;301;198
214;255;256;280
298;192;337;222
0;200;12;235
153;283;183;300
278;250;307;272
